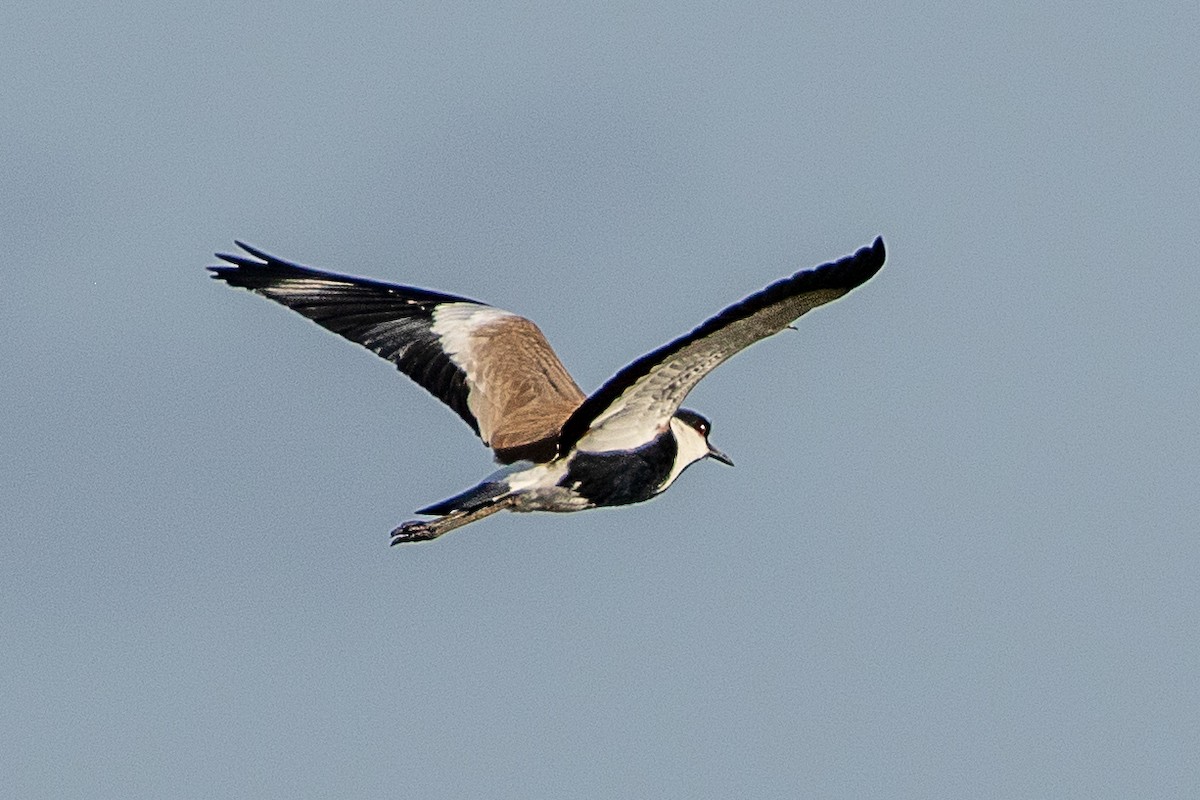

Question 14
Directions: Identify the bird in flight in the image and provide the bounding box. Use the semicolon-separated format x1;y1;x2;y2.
210;237;885;544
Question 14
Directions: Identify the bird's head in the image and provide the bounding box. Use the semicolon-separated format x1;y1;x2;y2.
671;408;734;468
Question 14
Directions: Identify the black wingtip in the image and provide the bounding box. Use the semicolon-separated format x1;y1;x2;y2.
866;234;885;269
207;241;320;288
231;240;272;262
209;241;260;279
828;235;886;291
779;234;885;295
211;240;269;268
859;234;886;271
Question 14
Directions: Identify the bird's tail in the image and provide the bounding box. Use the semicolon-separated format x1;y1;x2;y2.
416;479;512;517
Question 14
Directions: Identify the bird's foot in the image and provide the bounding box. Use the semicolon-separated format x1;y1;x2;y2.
389;519;442;545
389;496;516;546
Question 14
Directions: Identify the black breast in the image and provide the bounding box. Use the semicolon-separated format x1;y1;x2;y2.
560;434;678;508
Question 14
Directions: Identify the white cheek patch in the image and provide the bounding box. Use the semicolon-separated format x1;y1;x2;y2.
658;416;712;491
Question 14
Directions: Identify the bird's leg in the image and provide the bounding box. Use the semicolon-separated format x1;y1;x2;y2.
389;496;516;545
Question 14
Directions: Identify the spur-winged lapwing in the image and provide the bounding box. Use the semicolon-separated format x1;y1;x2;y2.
210;237;885;544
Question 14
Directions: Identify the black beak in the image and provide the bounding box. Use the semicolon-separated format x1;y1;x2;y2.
707;442;734;467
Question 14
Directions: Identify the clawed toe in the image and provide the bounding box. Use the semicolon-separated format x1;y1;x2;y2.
389;520;439;545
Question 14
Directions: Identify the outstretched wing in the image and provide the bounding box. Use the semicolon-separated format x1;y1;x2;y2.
209;242;585;463
557;237;886;455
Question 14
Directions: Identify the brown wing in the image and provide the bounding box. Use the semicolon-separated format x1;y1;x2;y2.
430;307;585;462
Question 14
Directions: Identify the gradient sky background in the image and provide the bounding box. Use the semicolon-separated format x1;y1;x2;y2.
3;2;1198;798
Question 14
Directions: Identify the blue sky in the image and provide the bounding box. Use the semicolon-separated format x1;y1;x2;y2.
3;2;1198;797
